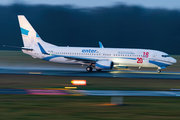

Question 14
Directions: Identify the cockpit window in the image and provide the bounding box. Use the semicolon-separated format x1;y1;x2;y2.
162;55;170;57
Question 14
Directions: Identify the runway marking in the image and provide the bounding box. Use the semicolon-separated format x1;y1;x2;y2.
65;87;77;89
109;71;180;75
44;88;67;90
29;72;41;74
97;103;118;106
116;69;130;70
171;89;180;91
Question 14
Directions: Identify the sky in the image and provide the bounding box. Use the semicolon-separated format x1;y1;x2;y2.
2;0;180;9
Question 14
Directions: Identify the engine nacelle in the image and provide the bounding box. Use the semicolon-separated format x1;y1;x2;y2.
95;61;114;69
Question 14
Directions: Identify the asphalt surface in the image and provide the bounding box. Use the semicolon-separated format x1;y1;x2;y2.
1;67;180;79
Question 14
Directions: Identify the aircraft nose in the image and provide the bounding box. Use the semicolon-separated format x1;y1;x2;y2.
170;57;177;63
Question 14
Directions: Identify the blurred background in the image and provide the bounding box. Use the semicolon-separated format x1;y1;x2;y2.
0;0;180;54
1;1;180;119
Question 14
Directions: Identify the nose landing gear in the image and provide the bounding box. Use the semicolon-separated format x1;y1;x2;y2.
157;69;161;73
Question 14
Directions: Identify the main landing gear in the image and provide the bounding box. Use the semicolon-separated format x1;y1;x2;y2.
86;66;102;72
86;66;93;72
157;69;161;73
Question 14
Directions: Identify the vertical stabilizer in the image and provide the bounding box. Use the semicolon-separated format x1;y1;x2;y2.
18;15;43;47
18;15;56;48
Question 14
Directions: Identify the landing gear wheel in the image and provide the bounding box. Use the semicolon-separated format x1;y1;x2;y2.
96;69;102;72
86;66;93;72
157;69;161;73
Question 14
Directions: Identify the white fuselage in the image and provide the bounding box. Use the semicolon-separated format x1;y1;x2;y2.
23;46;177;69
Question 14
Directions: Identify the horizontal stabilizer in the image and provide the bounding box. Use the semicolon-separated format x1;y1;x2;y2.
3;45;33;51
21;47;33;51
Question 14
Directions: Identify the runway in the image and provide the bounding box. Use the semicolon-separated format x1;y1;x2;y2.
78;90;180;97
1;67;180;79
0;88;180;97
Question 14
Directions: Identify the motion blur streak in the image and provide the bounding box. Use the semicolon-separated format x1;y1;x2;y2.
71;80;87;85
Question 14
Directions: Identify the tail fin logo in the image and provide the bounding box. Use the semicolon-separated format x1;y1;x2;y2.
36;33;40;38
20;27;40;39
20;27;29;36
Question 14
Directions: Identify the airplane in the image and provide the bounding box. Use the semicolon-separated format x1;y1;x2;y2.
15;15;177;73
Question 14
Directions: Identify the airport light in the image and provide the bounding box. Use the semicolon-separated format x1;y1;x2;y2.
71;80;86;85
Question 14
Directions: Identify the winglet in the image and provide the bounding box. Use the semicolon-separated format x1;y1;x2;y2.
37;42;49;55
99;41;104;48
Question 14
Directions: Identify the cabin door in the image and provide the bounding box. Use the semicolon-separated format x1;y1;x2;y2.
152;53;157;61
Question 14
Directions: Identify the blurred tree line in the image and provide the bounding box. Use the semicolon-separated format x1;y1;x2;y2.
1;4;180;54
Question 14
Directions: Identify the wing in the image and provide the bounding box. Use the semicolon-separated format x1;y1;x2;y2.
99;41;104;48
51;54;98;63
63;55;98;63
38;42;98;63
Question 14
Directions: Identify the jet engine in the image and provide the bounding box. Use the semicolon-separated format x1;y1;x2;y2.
95;61;114;69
